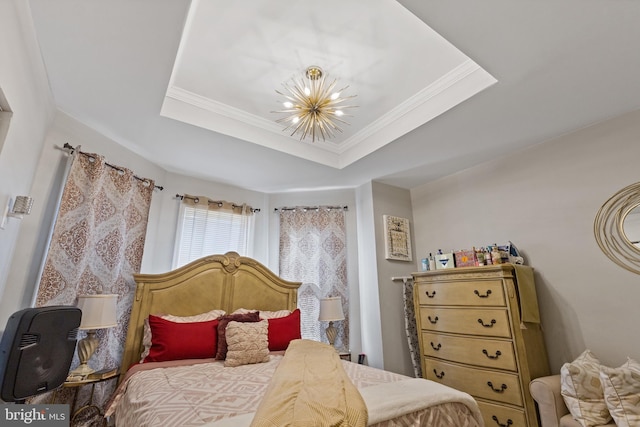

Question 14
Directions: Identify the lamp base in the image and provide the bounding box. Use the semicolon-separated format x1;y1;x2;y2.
68;362;95;377
325;321;337;348
69;330;98;377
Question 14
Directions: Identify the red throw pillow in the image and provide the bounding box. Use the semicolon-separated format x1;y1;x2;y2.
267;309;301;351
215;311;261;360
144;315;219;363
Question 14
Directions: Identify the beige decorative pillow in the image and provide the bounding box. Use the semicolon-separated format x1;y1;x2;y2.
224;320;270;367
231;308;291;320
162;309;226;323
599;357;640;427
140;309;226;361
231;308;258;315
259;310;291;320
560;350;612;427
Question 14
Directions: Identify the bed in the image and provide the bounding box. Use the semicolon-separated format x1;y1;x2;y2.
107;252;484;427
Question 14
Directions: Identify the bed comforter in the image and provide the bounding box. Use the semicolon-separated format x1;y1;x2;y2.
107;352;483;427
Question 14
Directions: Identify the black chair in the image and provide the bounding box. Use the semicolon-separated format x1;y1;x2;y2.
0;306;81;403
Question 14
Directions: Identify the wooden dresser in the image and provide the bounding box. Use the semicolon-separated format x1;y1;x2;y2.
413;264;549;427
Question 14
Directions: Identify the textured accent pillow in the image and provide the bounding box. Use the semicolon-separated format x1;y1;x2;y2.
231;308;258;315
599;357;640;427
224;320;270;367
231;308;292;319
139;309;226;361
259;310;291;320
215;311;261;360
560;350;612;427
144;315;219;363
267;309;301;351
162;309;226;323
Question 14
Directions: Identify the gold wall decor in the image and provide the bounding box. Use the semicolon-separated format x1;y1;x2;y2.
383;215;412;261
594;181;640;274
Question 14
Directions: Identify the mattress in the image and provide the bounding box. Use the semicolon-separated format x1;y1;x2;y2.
107;354;483;427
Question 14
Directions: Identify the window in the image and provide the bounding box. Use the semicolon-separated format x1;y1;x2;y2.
173;197;255;268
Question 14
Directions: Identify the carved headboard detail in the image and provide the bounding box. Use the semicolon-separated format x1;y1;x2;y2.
119;252;301;377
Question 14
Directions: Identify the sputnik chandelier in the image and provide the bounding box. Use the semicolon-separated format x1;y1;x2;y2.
273;66;357;143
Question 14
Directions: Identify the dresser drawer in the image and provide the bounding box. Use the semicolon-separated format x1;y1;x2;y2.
426;359;523;406
477;400;527;427
419;307;512;338
422;332;517;371
416;280;506;307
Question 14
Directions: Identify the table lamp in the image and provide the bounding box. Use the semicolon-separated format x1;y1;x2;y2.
69;294;118;376
318;297;344;348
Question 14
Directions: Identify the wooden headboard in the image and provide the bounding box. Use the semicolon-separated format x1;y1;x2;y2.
120;252;301;377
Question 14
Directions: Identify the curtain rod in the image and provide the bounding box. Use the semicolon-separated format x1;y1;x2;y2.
175;194;261;213
391;276;413;284
274;205;348;212
62;143;163;191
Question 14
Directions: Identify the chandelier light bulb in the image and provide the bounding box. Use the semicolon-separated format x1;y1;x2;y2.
272;66;357;142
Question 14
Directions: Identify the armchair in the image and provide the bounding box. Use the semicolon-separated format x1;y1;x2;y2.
529;375;616;427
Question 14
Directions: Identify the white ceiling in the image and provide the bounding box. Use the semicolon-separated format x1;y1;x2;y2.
28;0;640;193
162;0;496;168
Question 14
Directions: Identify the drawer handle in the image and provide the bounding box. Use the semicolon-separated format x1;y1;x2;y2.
478;318;497;327
474;289;492;298
491;415;513;427
482;349;502;359
433;369;445;379
430;342;442;351
487;381;507;393
425;290;436;298
428;315;439;324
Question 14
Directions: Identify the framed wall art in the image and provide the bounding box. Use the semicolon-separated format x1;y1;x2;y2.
383;215;412;261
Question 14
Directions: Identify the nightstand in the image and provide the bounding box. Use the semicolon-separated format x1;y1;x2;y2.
338;351;351;362
58;368;119;426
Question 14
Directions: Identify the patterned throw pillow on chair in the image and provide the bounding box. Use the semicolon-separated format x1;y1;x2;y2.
599;357;640;427
560;350;612;427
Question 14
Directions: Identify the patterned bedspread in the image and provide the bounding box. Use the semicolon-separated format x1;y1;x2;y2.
107;354;483;427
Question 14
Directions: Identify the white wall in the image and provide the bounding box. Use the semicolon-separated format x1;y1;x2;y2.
411;109;640;372
0;110;277;327
0;0;55;307
370;181;416;376
355;182;384;369
0;112;168;328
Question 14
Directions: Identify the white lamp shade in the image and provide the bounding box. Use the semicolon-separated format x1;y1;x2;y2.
77;294;118;330
318;297;345;322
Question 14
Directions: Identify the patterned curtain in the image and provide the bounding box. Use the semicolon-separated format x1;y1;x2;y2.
278;208;349;351
33;152;155;424
402;278;422;378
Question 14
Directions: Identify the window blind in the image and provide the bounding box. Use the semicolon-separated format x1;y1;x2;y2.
173;205;254;268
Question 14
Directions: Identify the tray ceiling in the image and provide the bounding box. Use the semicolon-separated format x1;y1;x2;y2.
161;0;496;168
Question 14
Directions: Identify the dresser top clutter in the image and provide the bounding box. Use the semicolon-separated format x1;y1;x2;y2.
412;263;549;427
422;242;524;272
